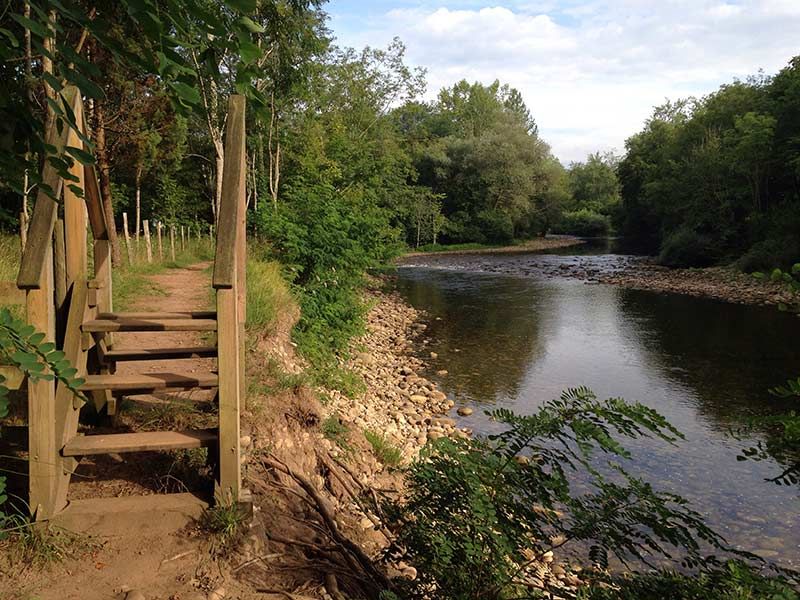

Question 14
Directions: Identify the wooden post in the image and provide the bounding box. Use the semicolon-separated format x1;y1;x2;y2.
64;101;88;288
170;225;176;261
52;278;88;512
122;212;134;266
53;219;67;313
53;219;67;345
209;224;213;242
237;182;247;411
180;226;186;251
27;242;57;520
156;221;163;261
213;95;247;503
143;219;153;263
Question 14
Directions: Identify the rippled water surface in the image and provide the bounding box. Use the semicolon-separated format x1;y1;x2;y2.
395;241;800;566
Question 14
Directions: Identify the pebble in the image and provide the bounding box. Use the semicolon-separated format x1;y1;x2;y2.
208;588;226;600
457;407;473;416
125;592;146;600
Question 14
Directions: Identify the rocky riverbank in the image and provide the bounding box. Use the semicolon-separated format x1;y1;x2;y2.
324;285;472;462
401;235;583;259
587;262;798;308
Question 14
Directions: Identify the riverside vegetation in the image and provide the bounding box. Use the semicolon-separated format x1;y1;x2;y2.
1;0;799;598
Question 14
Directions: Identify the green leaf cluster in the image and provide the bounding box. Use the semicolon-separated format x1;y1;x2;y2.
386;388;769;599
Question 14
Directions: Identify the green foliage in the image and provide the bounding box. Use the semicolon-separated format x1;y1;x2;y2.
568;151;621;217
200;502;247;551
555;208;611;237
617;57;800;266
364;430;403;467
0;309;87;518
387;387;744;600
398;79;563;245
321;413;351;452
658;226;717;267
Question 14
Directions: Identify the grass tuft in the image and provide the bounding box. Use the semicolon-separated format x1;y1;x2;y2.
321;413;351;451
364;430;403;467
200;501;247;552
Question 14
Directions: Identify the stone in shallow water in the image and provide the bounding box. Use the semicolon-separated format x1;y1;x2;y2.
457;406;473;416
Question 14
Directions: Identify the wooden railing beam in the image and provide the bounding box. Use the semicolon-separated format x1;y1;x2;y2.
17;86;80;290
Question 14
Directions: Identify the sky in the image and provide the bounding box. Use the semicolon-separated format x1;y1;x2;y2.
326;0;800;164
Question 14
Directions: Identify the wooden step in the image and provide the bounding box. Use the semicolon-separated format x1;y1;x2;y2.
97;311;216;320
83;318;217;332
104;346;218;362
62;429;217;456
80;371;219;392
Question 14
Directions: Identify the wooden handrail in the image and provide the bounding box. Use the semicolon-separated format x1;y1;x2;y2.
212;95;246;290
18;86;81;289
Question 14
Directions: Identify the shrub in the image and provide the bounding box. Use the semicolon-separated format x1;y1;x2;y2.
257;182;400;372
658;227;717;267
737;237;800;273
387;388;741;600
476;209;514;244
555;208;610;237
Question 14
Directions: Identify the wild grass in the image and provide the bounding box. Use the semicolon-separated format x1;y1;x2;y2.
246;258;295;334
200;501;247;554
364;430;403;467
0;515;90;570
0;234;20;282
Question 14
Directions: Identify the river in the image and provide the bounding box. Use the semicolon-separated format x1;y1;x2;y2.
395;240;800;567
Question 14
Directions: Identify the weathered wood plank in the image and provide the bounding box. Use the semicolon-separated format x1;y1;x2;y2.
17;87;80;289
64;97;88;290
97;311;216;320
212;96;246;290
216;287;241;502
52;279;89;512
0;365;25;390
103;346;217;362
63;429;217;456
27;243;56;519
80;371;219;392
82;318;217;332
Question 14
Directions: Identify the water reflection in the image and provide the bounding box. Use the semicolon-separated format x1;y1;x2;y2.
394;253;800;566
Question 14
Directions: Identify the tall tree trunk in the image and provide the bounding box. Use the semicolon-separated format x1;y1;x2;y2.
214;140;224;222
94;100;123;267
268;93;281;210
135;164;142;247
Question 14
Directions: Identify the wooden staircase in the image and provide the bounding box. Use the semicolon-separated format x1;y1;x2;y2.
15;89;249;522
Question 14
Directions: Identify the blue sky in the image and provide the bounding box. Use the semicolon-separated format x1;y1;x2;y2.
326;1;800;164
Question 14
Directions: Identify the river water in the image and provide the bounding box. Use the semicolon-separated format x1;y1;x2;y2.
395;241;800;567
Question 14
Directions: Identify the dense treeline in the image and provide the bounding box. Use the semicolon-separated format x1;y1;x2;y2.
617;58;800;269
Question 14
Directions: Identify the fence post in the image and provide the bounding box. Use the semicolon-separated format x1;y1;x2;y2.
122;212;134;266
170;225;176;261
156;221;164;261
143;219;153;263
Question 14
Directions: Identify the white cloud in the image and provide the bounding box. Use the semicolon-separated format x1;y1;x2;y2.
330;1;800;163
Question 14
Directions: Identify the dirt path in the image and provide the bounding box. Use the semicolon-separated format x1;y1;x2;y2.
4;263;246;600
